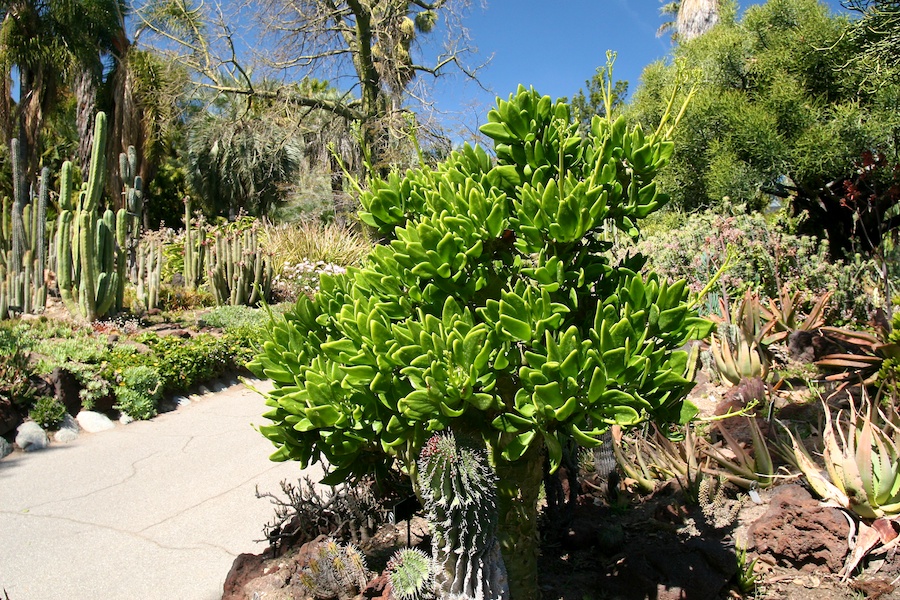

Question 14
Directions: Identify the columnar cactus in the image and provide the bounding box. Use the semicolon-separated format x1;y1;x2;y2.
183;197;206;290
206;223;272;306
136;238;163;310
418;431;508;600
56;112;127;321
0;153;49;318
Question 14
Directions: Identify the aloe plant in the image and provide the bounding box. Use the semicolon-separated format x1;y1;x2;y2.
250;85;711;599
782;398;900;519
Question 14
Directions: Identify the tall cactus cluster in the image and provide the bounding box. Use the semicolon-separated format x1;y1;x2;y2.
0;143;49;318
410;431;509;600
182;198;206;291
56;112;130;321
206;221;272;306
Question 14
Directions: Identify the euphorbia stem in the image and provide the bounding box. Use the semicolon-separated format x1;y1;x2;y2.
494;440;544;600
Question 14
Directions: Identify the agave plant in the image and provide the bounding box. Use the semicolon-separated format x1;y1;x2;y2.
759;287;832;346
782;398;900;519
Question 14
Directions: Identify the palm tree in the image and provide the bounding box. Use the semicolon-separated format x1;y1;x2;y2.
0;0;129;181
657;0;720;42
186;90;304;218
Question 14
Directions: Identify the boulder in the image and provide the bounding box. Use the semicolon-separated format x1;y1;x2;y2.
49;367;83;415
53;414;80;443
0;436;11;459
76;411;116;433
748;484;849;573
16;421;49;451
0;396;21;436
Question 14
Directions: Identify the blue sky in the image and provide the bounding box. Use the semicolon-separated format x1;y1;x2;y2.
426;0;850;138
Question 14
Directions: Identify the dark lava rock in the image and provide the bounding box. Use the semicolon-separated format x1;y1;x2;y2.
748;484;849;573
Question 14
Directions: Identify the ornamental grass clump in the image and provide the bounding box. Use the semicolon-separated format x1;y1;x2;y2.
250;82;711;599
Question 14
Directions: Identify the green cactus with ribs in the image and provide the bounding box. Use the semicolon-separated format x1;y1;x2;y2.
0;140;49;318
56;112;129;321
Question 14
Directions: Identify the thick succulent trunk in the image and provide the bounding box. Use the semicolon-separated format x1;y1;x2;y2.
494;440;543;600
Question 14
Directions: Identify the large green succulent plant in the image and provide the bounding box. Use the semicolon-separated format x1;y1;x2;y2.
250;85;711;599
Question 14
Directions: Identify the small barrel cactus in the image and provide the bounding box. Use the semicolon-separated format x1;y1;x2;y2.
387;547;435;600
294;538;369;599
418;431;509;600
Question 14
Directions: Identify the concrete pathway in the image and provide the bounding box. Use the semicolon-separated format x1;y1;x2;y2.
0;379;321;600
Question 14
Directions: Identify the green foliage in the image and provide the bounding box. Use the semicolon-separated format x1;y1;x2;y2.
28;396;67;429
137;332;233;392
114;365;163;420
251;86;712;599
627;0;900;256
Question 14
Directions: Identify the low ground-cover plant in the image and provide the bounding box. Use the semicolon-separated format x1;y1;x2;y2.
251;85;711;599
0;313;264;420
28;396;67;429
114;365;164;420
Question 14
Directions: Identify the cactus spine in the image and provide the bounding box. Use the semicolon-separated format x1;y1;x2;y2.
56;112;127;321
294;538;369;599
417;432;509;600
387;548;435;600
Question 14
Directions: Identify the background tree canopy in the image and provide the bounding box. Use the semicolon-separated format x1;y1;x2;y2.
627;0;900;256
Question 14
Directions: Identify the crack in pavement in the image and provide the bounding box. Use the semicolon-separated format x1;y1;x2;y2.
136;461;292;536
0;510;236;555
7;448;168;513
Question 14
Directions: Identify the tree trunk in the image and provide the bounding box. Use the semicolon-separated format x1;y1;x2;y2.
75;69;98;172
494;440;544;600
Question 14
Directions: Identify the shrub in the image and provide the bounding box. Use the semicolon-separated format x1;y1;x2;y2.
626;206;883;323
138;333;232;392
28;396;67;429
262;220;370;272
251;86;711;599
114;366;163;420
0;325;39;410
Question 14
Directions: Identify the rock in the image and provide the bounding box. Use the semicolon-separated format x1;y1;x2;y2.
16;421;49;451
0;396;21;436
119;414;134;425
53;414;80;443
196;384;211;396
0;437;12;459
748;484;849;573
597;535;736;600
76;411;116;433
49;367;82;415
175;395;192;407
363;572;391;600
222;552;271;600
